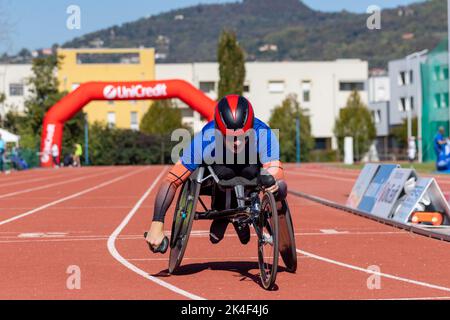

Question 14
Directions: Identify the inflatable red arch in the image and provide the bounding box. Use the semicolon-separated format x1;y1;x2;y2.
40;79;216;167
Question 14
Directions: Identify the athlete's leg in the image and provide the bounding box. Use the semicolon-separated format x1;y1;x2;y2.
208;165;239;244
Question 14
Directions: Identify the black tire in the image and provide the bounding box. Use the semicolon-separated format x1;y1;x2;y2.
278;199;297;273
257;192;279;290
169;179;199;274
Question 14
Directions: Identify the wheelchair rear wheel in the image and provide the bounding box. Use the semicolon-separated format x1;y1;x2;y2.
278;199;297;273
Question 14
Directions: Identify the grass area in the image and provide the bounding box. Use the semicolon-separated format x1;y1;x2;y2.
330;162;437;174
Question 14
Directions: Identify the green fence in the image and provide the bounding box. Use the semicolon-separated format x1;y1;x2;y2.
421;39;450;162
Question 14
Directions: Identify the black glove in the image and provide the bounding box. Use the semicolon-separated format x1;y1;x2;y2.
257;174;276;188
144;232;169;254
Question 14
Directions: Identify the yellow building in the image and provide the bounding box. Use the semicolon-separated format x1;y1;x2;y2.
57;48;155;129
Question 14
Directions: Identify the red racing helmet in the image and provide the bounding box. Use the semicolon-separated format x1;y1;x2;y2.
214;95;255;136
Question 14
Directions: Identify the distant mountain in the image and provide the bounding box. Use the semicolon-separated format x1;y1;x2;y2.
63;0;447;68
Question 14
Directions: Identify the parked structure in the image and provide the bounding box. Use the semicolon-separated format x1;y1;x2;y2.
0;64;33;117
367;73;390;159
57;48;155;130
157;60;369;149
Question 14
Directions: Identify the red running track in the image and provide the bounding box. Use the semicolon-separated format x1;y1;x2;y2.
1;164;450;300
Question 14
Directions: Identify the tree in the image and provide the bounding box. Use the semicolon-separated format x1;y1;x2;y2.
140;100;186;164
140;100;184;135
0;92;5;127
88;122;163;165
334;90;376;161
268;95;314;162
217;30;246;99
390;117;418;150
22;55;85;150
2;111;24;134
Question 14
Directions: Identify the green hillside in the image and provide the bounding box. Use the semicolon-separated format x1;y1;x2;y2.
63;0;447;68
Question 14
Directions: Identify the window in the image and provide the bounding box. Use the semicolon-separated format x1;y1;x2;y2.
398;72;407;86
409;70;414;84
130;112;138;131
339;81;364;91
434;66;441;81
434;93;441;108
398;97;407;112
107;112;116;128
268;81;285;93
9;83;24;96
302;81;311;102
442;93;449;108
199;82;215;94
443;67;449;80
433;93;449;108
244;84;250;93
314;138;328;150
410;97;414;111
76;53;140;64
372;110;381;124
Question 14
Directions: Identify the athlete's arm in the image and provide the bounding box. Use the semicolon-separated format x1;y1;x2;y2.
146;127;205;249
152;161;191;222
257;121;285;193
146;161;191;249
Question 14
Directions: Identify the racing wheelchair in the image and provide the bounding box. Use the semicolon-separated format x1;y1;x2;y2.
167;165;297;290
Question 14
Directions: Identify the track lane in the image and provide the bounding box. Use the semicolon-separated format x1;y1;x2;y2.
2;165;450;300
0;166;192;299
112;167;450;300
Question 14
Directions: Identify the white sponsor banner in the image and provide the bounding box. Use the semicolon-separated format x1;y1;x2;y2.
41;124;56;163
371;168;416;219
393;178;450;224
346;163;379;208
103;84;168;100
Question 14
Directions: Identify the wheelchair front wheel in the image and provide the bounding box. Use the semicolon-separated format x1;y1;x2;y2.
169;179;199;274
257;192;279;290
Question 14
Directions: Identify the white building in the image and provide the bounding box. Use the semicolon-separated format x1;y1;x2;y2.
157;60;368;149
0;64;33;117
368;75;390;103
0;61;369;151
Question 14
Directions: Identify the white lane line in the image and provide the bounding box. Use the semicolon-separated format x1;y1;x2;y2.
372;296;450;300
0;230;407;244
0;206;152;210
297;249;450;293
127;254;310;262
0;168;147;227
0;169;64;184
288;168;360;179
287;171;355;183
288;168;450;186
0;171;80;188
107;169;206;301
18;232;68;238
320;229;347;234
0;168;112;199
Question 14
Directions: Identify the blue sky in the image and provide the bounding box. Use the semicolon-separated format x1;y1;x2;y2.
1;0;424;54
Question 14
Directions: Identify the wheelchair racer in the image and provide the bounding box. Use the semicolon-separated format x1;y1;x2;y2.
145;95;287;252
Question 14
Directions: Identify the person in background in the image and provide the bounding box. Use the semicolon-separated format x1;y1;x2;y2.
434;127;448;159
73;143;83;168
51;144;60;168
408;136;417;163
0;134;5;173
